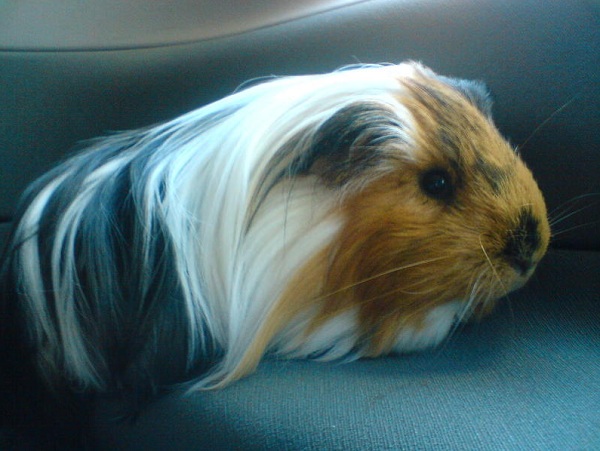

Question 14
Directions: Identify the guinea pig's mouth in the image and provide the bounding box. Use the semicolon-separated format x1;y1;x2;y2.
479;221;548;302
501;263;537;295
504;251;541;278
501;251;545;294
505;273;530;295
460;261;535;320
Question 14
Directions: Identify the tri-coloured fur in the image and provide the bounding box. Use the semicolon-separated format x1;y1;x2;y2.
0;62;550;398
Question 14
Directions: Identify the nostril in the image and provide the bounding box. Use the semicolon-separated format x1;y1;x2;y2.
503;236;536;276
503;208;541;276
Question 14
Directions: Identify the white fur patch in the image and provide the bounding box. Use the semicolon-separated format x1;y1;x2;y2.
5;62;439;391
393;301;463;353
274;307;360;362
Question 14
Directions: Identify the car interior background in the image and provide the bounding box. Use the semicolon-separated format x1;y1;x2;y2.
1;0;599;449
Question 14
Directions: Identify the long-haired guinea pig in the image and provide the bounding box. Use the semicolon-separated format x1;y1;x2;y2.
0;62;550;397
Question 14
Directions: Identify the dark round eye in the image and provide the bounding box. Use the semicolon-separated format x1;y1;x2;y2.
420;169;454;200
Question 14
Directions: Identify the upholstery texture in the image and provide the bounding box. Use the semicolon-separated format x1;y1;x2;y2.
1;0;599;449
93;250;600;450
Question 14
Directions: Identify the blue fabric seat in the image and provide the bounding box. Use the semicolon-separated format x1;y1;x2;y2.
93;250;600;450
1;0;598;449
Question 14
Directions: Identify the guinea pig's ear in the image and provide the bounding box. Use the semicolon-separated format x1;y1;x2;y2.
304;102;404;186
437;76;494;118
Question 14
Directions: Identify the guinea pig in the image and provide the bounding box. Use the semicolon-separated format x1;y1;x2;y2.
0;62;550;397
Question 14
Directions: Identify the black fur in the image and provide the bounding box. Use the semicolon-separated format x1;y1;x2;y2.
437;75;494;118
308;102;407;185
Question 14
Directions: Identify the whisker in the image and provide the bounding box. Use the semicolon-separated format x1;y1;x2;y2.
373;267;489;331
548;192;600;218
516;92;581;153
497;280;517;338
425;271;489;359
451;273;485;334
352;278;441;313
460;274;486;322
551;219;600;238
375;300;435;325
316;255;450;302
549;201;600;228
478;234;508;296
477;233;516;326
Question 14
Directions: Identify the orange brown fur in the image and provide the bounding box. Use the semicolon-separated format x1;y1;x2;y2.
300;68;549;356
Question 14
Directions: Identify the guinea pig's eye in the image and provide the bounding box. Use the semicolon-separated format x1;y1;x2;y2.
420;169;454;201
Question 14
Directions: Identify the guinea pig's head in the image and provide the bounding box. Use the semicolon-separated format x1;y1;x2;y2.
307;63;550;354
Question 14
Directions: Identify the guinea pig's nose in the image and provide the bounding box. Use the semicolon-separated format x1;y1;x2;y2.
503;208;542;276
